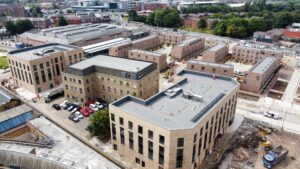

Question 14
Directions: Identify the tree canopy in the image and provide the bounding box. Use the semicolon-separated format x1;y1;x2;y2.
128;8;181;28
58;16;68;26
5;19;33;35
198;19;206;29
87;109;110;139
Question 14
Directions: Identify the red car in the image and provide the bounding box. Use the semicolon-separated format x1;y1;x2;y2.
85;106;94;114
80;107;89;117
85;100;95;106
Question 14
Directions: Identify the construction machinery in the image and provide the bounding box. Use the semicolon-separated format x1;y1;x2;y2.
263;145;288;169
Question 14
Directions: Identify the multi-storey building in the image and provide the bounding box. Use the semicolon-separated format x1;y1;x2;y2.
9;17;51;29
171;37;205;60
7;43;84;93
108;35;161;58
132;35;161;50
17;24;132;47
0;4;25;17
232;43;283;63
110;69;239;169
241;57;281;94
62;55;159;104
158;31;186;46
108;41;133;58
253;30;282;44
144;2;168;11
128;49;167;72
202;43;228;63
187;60;234;77
181;16;200;29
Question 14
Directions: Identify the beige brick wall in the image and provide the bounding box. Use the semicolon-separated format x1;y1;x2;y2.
240;57;281;93
202;44;228;63
171;38;205;60
63;69;159;104
187;61;234;77
158;32;186;46
110;86;239;169
232;45;283;64
128;49;167;72
8;48;84;93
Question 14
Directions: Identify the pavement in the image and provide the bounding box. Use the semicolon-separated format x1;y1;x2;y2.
0;116;120;169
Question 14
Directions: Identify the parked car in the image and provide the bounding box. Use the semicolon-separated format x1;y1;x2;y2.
94;101;104;109
85;106;94;114
85;100;95;106
63;103;71;110
263;111;281;120
74;111;83;119
67;104;75;111
89;104;99;111
80;108;89;117
60;100;69;107
52;104;61;110
71;107;80;113
68;114;79;122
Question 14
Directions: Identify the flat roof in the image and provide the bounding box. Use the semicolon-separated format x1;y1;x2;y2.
188;60;233;69
177;37;203;47
65;55;156;79
209;43;227;52
130;49;164;57
19;24;131;45
0;117;121;169
0;104;32;122
112;70;238;130
0;88;16;105
250;57;277;74
83;38;132;54
8;43;80;61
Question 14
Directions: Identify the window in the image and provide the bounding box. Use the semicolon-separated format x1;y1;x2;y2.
129;131;134;149
148;130;153;139
177;138;184;147
33;65;37;71
128;121;133;130
111;113;115;122
112;123;116;140
138;136;143;154
138;125;143;134
113;144;117;150
193;133;197;143
148;141;153;160
198;138;202;156
46;62;50;67
78;80;81;84
176;149;183;168
119;117;124;125
159;146;164;165
192;144;196;162
141;161;145;167
120;127;125;145
135;158;140;164
159;135;165;144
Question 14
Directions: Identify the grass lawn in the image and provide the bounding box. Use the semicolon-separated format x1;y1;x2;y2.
180;27;214;34
0;56;8;69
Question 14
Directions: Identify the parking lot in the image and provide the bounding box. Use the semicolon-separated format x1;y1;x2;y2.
29;97;92;139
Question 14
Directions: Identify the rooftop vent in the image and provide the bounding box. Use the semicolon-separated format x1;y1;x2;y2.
183;90;203;102
164;87;182;98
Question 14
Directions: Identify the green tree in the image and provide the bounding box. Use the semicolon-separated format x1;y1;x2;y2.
154;9;165;26
163;11;180;27
87;109;110;138
146;12;155;25
58;16;68;26
5;21;16;35
67;9;72;14
128;10;137;21
274;12;293;28
213;21;227;36
14;19;34;34
31;5;42;17
210;20;219;29
198;19;207;28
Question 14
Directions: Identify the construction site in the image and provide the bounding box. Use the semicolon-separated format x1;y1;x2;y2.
199;118;300;169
